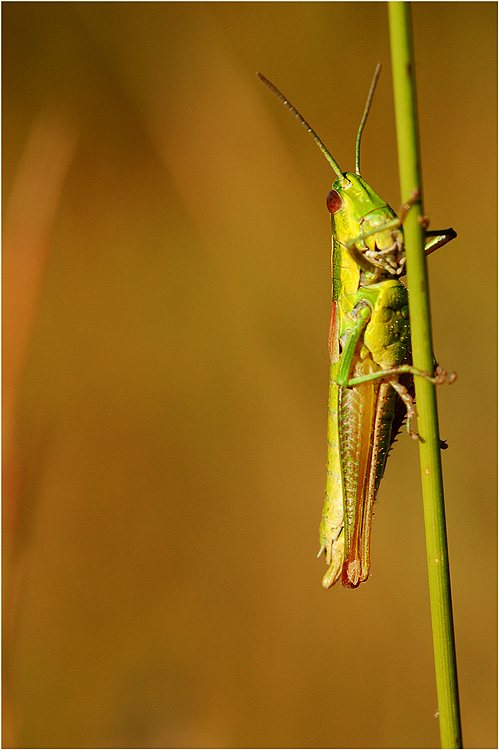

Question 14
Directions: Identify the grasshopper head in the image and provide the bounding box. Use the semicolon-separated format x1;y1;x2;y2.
327;172;405;276
256;69;406;276
328;172;387;217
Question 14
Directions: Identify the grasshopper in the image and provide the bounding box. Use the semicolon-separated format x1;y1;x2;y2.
257;66;456;589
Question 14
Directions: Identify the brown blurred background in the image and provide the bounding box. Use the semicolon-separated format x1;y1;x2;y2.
2;3;497;748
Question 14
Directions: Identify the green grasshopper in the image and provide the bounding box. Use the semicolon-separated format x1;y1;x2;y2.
257;66;456;589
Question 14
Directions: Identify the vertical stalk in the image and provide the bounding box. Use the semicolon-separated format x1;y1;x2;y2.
388;3;462;748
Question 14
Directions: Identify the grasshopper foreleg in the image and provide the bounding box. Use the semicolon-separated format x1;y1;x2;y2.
344;216;402;250
335;304;372;386
399;189;457;256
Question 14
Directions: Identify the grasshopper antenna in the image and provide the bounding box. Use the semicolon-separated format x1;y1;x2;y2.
256;72;344;180
355;63;382;176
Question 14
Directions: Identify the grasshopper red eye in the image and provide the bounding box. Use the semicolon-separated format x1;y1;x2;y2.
326;188;342;214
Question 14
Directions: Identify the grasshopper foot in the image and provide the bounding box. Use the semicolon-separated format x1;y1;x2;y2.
434;365;457;385
418;214;430;230
399;189;429;231
399;189;420;223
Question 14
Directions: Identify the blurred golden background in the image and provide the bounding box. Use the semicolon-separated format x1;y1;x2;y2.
3;3;497;748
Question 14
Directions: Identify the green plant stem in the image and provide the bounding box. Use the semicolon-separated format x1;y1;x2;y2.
388;3;462;748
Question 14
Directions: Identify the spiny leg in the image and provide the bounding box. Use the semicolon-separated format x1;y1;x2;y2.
344;365;455;443
389;377;419;440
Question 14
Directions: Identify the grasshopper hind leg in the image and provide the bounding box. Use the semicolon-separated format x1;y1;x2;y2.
389;377;419;440
389;368;455;445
